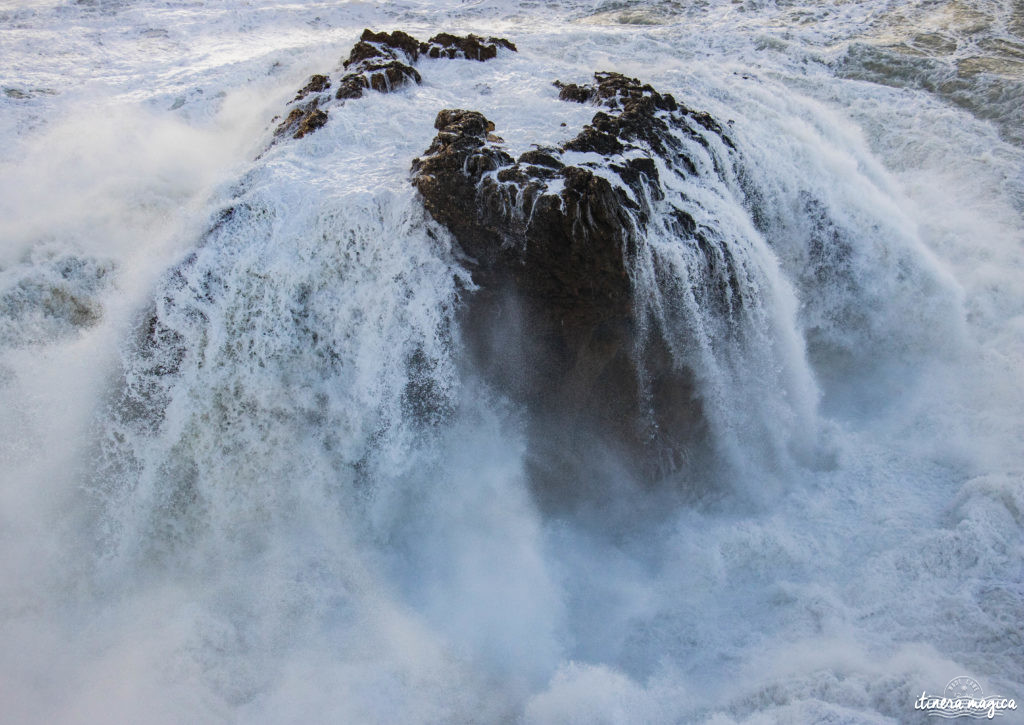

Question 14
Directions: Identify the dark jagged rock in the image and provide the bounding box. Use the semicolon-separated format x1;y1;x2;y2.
293;74;330;102
293;108;328;138
367;61;422;92
557;71;734;154
333;60;423;99
412;72;737;492
516;148;563;169
333;75;369;101
345;29;422;66
335;29;423;101
420;33;517;61
556;72;676;110
272;29;515;142
274;102;328;140
553;81;597;104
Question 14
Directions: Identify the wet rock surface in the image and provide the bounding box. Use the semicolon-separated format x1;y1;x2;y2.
421;32;517;61
292;74;330;102
412;72;737;492
273;28;515;141
275;105;328;140
267;54;741;494
335;29;424;100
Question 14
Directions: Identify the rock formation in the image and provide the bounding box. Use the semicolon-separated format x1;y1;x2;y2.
412;72;738;493
275;29;516;140
265;38;744;495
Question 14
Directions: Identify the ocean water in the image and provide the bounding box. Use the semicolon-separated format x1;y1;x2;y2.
1;1;1022;723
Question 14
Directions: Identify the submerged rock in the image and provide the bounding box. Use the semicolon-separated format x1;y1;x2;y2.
0;253;114;347
412;72;738;491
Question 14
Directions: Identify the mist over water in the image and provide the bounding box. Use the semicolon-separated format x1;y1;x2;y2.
2;1;1022;723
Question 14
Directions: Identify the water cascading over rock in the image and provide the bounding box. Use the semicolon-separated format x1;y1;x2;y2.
411;72;746;493
271;36;762;492
133;31;803;509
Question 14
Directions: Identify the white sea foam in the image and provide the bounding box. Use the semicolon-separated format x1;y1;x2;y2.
1;1;1021;723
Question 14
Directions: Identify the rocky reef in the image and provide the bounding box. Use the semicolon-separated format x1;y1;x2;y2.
275;29;516;140
412;72;738;493
260;38;744;495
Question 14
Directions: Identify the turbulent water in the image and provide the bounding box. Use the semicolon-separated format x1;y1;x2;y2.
1;1;1023;723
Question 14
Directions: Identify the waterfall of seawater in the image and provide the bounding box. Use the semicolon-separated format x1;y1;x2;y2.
1;1;1021;722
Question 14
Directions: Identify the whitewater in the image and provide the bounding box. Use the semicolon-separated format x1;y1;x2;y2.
1;1;1022;723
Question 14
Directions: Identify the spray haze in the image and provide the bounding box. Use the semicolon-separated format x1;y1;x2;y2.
1;1;1022;723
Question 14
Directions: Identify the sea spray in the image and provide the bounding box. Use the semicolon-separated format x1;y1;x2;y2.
0;2;1021;723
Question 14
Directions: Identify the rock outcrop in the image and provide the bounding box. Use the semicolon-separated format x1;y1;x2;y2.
412;72;737;492
274;29;516;140
271;46;742;493
421;33;517;61
334;29;423;100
